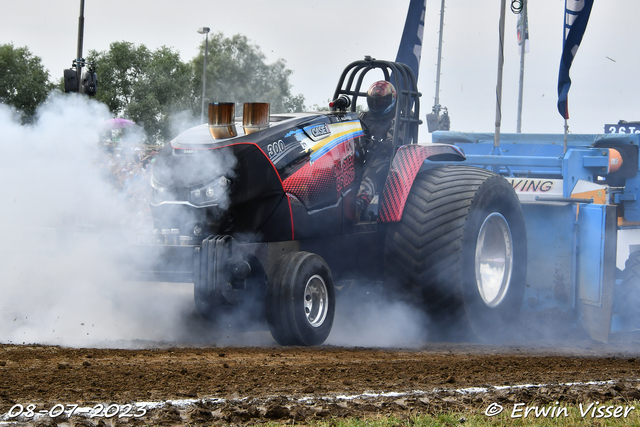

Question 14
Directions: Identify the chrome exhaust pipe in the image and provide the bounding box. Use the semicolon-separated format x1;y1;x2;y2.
243;102;270;135
208;102;237;139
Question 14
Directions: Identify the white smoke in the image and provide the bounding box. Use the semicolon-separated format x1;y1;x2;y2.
168;108;201;140
0;94;464;349
0;94;229;348
326;282;429;347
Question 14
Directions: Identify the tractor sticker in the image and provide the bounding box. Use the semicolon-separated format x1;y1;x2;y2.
280;121;363;166
308;121;363;163
266;140;286;158
304;123;331;141
268;131;309;165
334;152;355;192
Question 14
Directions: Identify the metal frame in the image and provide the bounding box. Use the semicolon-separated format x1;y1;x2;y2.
332;57;422;158
431;130;640;339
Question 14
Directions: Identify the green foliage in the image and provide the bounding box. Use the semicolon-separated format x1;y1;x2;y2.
90;34;305;143
126;46;194;143
192;33;305;114
88;42;195;143
289;404;640;427
311;99;332;112
312;99;367;114
0;43;54;122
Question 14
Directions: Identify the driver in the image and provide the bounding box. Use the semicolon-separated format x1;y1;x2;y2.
355;80;397;221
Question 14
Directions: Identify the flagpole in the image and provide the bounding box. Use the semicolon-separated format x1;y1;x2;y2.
76;0;85;93
433;0;445;114
564;118;568;153
494;0;507;148
516;0;527;133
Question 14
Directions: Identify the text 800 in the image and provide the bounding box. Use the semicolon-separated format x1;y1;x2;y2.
7;403;146;418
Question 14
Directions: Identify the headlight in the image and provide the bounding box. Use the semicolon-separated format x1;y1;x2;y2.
189;176;231;207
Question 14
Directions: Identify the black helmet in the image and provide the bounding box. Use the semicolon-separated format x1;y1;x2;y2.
366;81;396;117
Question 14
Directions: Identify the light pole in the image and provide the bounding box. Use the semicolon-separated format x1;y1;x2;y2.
76;0;85;93
197;27;210;124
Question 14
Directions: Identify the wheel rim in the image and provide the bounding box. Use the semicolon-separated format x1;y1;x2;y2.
304;274;329;328
475;212;513;308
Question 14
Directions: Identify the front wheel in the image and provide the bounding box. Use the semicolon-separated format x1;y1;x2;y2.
385;166;527;341
266;252;335;346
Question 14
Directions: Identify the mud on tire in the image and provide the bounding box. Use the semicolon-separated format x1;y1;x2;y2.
385;166;527;342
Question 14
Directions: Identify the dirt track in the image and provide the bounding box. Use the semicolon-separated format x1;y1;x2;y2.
2;333;640;426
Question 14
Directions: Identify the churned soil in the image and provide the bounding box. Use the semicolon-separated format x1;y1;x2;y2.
2;333;640;425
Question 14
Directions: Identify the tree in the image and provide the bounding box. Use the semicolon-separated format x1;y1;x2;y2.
88;42;151;115
0;43;54;122
123;46;194;143
192;33;305;114
90;34;305;143
89;42;195;143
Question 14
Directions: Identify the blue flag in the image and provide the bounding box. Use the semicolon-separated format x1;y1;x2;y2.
557;0;594;119
395;0;426;80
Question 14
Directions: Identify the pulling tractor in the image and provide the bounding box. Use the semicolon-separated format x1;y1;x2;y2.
138;57;639;345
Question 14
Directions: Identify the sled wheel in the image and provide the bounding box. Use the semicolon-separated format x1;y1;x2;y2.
266;252;335;346
385;166;527;342
614;250;640;321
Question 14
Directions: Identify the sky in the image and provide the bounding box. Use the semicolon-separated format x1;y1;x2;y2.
1;0;639;141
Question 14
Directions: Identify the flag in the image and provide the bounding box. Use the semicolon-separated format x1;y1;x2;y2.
395;0;426;81
517;12;530;53
557;0;594;119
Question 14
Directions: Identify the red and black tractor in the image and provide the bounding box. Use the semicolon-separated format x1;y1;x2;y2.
142;57;527;345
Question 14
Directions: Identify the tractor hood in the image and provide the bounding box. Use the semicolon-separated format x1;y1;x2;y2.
149;104;364;243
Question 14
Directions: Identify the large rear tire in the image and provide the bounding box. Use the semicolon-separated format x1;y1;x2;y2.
385;166;527;342
266;252;335;346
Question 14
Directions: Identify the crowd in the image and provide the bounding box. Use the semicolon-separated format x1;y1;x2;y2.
96;141;159;231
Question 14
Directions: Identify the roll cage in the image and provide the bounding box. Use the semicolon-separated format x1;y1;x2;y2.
331;56;422;158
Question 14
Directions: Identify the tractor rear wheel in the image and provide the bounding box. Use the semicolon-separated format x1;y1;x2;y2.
266;252;335;346
385;166;527;342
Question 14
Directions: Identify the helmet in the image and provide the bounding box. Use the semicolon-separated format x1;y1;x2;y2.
366;81;396;117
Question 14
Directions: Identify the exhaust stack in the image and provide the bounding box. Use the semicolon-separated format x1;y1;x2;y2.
243;102;270;135
208;102;237;139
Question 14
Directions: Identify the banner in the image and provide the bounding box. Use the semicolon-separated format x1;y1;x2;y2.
557;0;594;119
395;0;427;80
517;12;530;53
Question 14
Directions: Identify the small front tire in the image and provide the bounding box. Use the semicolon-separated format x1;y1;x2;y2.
266;252;335;346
